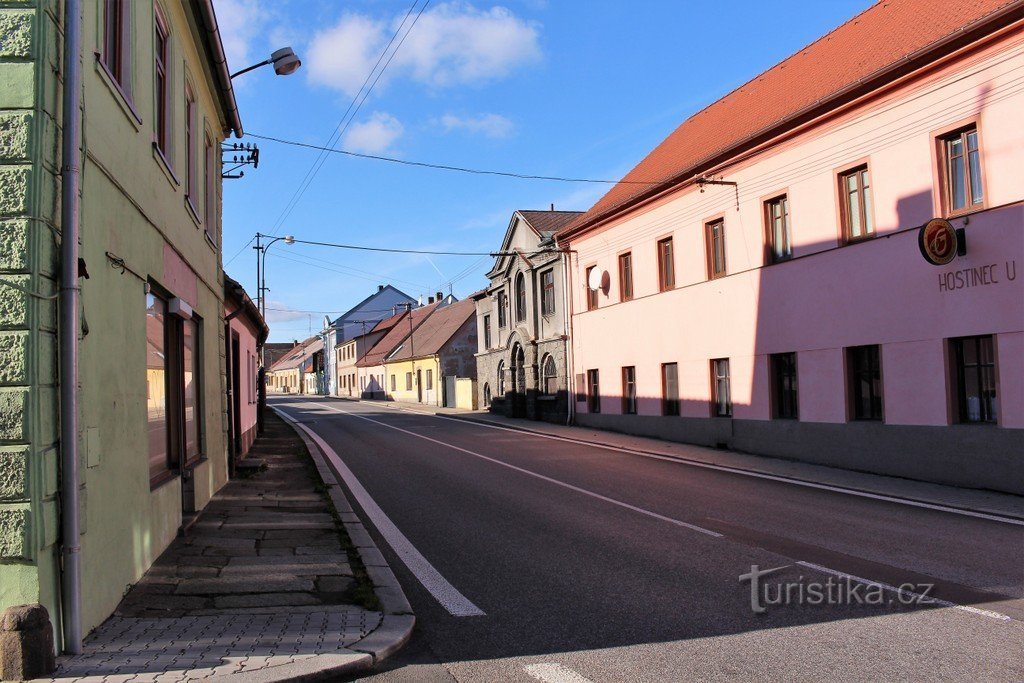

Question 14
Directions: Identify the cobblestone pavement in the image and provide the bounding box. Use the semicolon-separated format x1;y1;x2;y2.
38;412;383;682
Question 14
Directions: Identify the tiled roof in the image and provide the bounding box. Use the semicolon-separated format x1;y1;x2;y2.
269;336;322;371
370;310;408;334
357;303;439;368
518;210;584;237
559;0;1022;239
386;299;475;362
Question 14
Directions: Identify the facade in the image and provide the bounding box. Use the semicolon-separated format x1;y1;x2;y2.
475;211;581;422
321;285;415;396
266;336;322;394
558;0;1024;494
336;312;404;398
224;277;267;463
385;298;478;407
357;302;440;399
0;0;241;649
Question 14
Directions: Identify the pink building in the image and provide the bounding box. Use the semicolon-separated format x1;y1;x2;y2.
558;0;1024;494
224;277;269;464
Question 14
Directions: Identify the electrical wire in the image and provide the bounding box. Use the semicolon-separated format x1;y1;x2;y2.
224;234;256;267
287;236;562;257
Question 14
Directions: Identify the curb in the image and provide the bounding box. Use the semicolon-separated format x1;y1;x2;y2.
259;407;415;681
435;412;1024;524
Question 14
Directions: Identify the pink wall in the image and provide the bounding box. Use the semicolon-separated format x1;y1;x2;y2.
565;31;1024;429
227;310;261;455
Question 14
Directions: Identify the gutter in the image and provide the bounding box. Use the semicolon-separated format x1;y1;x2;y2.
59;0;83;654
193;0;243;137
560;1;1024;242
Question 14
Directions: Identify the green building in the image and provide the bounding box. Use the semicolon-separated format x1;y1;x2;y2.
0;0;241;654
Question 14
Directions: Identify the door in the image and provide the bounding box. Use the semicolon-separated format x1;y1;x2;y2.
416;369;423;402
511;344;527;418
231;334;241;458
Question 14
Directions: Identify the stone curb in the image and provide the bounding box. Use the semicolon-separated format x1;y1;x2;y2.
271;406;416;675
227;651;372;682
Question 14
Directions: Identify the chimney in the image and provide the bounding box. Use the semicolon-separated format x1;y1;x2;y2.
428;296;434;304
378;284;384;292
436;291;443;302
418;295;423;306
550;203;555;211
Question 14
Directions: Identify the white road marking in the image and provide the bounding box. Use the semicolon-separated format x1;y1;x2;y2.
524;663;595;683
796;561;1014;622
310;401;723;538
409;412;1024;528
274;406;486;618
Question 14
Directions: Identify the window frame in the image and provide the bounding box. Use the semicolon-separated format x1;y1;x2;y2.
937;123;985;217
101;0;132;102
704;217;727;280
618;251;633;302
657;236;675;291
621;366;637;415
847;344;883;421
390;374;396;392
153;4;171;159
661;362;679;416
540;269;556;316
405;372;413;391
838;163;874;243
770;352;799;420
426;369;433;391
542;354;558;395
483;314;491;350
950;335;997;424
586;369;600;413
497;361;506;396
497;291;508;328
763;192;792;264
184;80;199;216
203;129;217;244
711;358;731;417
515;272;527;322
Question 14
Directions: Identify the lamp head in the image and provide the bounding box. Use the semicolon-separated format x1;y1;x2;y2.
283;235;295;245
271;47;301;76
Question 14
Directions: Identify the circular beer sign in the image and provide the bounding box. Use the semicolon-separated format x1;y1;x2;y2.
919;218;958;266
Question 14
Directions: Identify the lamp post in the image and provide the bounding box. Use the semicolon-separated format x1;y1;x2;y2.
253;231;294;432
230;47;302;79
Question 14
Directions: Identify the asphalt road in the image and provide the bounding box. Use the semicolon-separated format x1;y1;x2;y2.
271;396;1024;682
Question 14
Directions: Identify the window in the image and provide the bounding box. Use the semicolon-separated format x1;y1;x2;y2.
497;291;508;328
154;6;171;157
951;335;997;424
390;374;396;392
941;126;983;214
585;266;598;311
405;372;413;391
621;366;637;414
540;269;555;316
848;345;882;421
426;369;433;391
711;358;731;417
662;363;679;416
657;237;675;291
146;294;170;483
770;352;798;419
542;355;558;395
185;83;198;211
587;369;600;413
840;166;873;241
483;314;491;350
765;195;791;263
515;272;527;322
497;361;505;396
705;220;726;279
102;0;131;98
618;252;633;301
483;383;491;406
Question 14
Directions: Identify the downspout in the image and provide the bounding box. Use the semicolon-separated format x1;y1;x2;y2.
59;0;83;654
559;242;575;426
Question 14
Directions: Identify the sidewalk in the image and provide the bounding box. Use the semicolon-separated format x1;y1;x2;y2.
39;411;409;683
351;397;1024;522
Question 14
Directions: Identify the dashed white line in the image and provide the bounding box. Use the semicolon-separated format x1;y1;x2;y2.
275;406;486;618
524;663;595;683
312;401;722;538
796;561;1014;622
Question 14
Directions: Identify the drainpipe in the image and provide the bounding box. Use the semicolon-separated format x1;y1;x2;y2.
59;0;83;654
560;244;575;427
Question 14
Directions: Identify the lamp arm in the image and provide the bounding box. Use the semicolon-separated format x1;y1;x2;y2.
230;58;272;79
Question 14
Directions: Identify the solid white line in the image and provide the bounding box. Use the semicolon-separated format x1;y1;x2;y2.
311;401;723;538
413;413;1024;528
275;406;486;618
795;561;1014;622
524;663;595;683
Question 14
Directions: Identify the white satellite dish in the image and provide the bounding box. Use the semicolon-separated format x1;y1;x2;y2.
588;268;605;291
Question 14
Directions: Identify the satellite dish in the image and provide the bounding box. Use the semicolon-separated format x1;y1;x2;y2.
588;268;605;291
323;315;331;329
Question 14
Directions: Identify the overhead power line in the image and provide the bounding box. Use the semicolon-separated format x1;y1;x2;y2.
286;236;562;257
245;132;666;186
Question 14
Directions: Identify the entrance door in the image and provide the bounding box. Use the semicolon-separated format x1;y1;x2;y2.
416;369;423;402
231;334;241;458
511;344;527;418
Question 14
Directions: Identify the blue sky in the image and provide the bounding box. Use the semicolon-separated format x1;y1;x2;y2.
215;0;872;342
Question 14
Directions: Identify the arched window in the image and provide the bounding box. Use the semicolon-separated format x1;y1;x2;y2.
483;383;491;406
542;355;558;394
515;272;527;322
497;361;506;396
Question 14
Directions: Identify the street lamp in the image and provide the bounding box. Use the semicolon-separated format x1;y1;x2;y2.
254;232;294;433
230;47;302;79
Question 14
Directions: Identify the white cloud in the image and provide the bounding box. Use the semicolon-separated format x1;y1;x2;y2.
343;112;404;153
440;113;514;138
307;3;541;97
263;301;305;324
213;0;271;72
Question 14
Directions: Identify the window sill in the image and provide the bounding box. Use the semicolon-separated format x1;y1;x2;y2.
944;204;987;220
185;197;202;228
205;230;217;252
152;142;180;189
94;53;142;129
149;469;179;491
